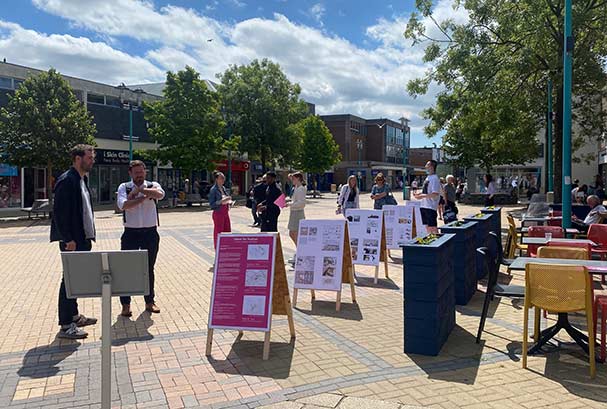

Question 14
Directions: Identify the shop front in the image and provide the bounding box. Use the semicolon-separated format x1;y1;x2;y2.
214;160;250;196
0;164;21;208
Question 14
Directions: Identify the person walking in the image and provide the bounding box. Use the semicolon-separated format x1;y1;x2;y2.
370;173;390;210
247;178;262;226
209;171;233;250
287;172;307;244
484;174;496;206
116;160;165;316
257;172;282;232
337;175;360;216
252;176;266;228
50;144;98;339
413;160;441;233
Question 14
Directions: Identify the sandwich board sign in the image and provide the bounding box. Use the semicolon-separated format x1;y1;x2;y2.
206;233;295;360
292;219;356;311
345;209;389;283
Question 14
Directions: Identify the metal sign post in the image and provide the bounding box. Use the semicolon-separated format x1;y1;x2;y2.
100;253;112;409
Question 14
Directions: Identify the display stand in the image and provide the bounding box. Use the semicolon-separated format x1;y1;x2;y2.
206;233;295;361
61;250;149;409
373;220;389;284
347;209;389;284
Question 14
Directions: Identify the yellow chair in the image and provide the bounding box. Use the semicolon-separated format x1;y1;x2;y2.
536;246;589;260
507;223;528;258
522;263;596;378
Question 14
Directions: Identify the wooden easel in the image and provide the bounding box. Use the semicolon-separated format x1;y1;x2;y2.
292;226;356;312
206;234;295;361
372;214;389;284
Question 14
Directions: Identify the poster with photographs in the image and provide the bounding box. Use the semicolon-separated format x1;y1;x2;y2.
404;200;428;237
383;205;416;249
345;209;384;266
294;219;346;291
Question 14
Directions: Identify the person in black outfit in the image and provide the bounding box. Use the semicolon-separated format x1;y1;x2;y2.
257;172;282;232
50;144;98;339
252;175;267;228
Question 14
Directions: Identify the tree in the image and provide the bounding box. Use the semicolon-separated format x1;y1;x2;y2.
405;0;607;200
0;68;96;200
217;59;310;171
144;66;225;176
294;116;342;196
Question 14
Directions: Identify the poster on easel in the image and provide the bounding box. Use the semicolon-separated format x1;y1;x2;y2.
292;219;355;311
404;200;428;237
383;205;415;249
206;233;295;360
345;209;389;283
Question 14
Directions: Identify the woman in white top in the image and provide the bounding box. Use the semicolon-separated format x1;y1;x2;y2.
337;175;360;217
484;174;496;206
287;172;307;244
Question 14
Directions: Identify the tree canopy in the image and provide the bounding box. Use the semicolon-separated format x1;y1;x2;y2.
217;59;310;171
0;68;96;198
144;66;225;175
294;115;342;175
405;0;607;197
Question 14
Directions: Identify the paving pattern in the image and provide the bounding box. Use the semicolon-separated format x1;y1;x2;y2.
0;195;605;409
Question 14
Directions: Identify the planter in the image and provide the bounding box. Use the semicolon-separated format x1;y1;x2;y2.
402;233;456;356
440;221;478;305
463;214;493;280
480;206;502;236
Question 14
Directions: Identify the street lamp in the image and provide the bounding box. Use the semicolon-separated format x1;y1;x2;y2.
399;116;410;200
356;138;363;191
116;84;143;161
562;0;573;228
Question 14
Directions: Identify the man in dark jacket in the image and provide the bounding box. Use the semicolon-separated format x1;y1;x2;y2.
257;172;282;232
50;144;97;339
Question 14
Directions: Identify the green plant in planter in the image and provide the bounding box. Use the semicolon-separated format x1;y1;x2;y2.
415;233;441;245
485;206;496;210
450;221;466;227
474;213;485;218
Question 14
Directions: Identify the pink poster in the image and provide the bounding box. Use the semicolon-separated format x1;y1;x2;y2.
209;234;276;331
274;193;287;208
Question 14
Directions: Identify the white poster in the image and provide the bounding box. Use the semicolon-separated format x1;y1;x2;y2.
346;209;383;266
294;219;346;291
383;205;415;249
404;200;428;237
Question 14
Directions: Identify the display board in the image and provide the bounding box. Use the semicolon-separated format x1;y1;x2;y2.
292;219;355;311
404;200;428;237
206;233;294;360
346;209;389;283
383;205;414;249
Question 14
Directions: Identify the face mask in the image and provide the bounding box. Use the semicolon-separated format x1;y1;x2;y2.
425;169;430;175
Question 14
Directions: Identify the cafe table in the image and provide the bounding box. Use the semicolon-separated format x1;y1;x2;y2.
521;216;562;226
520;227;580;235
521;237;596;246
509;257;607;356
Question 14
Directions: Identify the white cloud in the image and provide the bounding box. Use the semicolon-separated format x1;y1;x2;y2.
22;0;468;144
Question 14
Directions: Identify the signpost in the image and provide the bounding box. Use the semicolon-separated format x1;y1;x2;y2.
206;233;295;360
61;250;149;409
292;219;355;311
346;209;389;283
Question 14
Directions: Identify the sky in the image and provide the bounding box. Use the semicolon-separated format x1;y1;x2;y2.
0;0;468;147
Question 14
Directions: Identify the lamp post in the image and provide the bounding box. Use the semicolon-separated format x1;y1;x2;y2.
356;138;363;191
399;116;410;200
562;0;573;228
547;80;553;192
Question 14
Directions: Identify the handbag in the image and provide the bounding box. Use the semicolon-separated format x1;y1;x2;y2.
385;192;398;206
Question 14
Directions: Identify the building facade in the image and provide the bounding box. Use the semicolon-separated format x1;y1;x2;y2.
320;114;411;191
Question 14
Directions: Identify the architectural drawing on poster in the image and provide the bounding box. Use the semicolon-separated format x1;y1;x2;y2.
242;295;266;316
247;244;270;260
245;269;268;287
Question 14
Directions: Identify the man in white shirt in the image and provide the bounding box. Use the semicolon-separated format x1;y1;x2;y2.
413;160;441;233
572;195;607;232
117;160;165;317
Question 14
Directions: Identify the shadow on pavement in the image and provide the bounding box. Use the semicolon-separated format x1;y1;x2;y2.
17;338;80;378
295;300;363;321
112;311;154;346
354;276;400;291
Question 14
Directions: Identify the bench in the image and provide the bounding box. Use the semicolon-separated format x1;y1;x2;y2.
21;199;51;219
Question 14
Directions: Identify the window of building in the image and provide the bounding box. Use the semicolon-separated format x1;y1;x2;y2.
0;76;12;90
87;93;105;104
13;79;23;89
106;96;121;107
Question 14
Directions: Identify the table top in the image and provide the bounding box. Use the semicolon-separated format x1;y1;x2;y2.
521;227;580;234
522;216;562;222
510;257;607;274
521;238;596;246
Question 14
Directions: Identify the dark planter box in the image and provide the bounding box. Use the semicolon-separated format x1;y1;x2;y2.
402;233;456;356
480;207;502;236
440;221;478;305
463;214;493;280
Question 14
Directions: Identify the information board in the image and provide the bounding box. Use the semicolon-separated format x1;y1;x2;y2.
404;200;428;237
383;205;415;249
346;209;384;266
208;234;276;331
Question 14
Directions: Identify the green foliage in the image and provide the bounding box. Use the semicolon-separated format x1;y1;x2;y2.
405;0;607;186
144;66;225;174
217;59;309;170
0;68;96;172
294;116;342;175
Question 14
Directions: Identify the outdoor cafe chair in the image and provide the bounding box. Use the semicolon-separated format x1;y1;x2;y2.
476;247;524;344
507;223;528;259
522;263;596;378
489;231;513;273
588;224;607;284
527;226;564;257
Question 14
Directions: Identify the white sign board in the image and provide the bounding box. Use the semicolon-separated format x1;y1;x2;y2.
294;219;346;292
404;200;428;237
346;209;383;266
383;205;416;249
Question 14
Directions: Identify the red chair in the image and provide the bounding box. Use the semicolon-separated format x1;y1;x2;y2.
588;224;607;284
527;226;564;257
548;210;563;226
593;295;607;362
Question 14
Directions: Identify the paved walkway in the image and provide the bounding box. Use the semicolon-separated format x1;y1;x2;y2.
0;195;605;409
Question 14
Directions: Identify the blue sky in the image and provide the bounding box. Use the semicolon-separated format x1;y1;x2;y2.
0;1;467;146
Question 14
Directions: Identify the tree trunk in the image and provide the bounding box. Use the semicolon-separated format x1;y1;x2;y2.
47;161;53;202
313;176;318;198
554;85;564;203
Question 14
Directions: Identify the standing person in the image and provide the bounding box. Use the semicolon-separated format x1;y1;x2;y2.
50;144;97;339
337;175;360;216
484;174;496;206
413;160;441;233
208;171;232;249
437;177;446;220
370;173;390;210
247;178;262;227
257;172;282;232
252;175;267;228
443;175;458;223
287;172;307;245
116;160;165;316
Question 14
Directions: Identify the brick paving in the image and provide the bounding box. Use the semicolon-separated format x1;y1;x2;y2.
0;195;605;409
